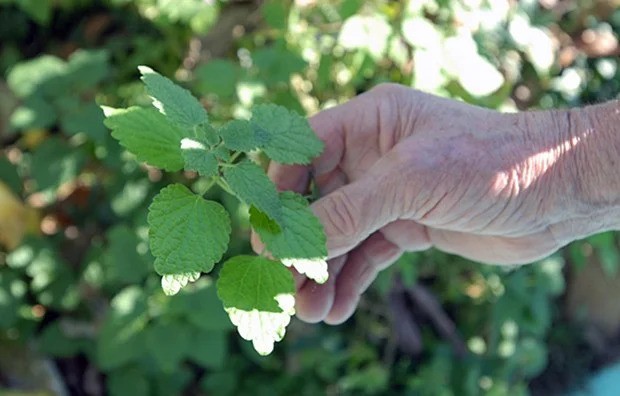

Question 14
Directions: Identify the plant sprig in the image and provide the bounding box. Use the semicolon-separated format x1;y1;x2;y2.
102;66;328;355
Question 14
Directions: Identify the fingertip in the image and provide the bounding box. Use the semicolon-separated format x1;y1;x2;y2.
324;233;401;325
324;293;359;325
267;163;309;192
250;231;263;254
295;277;335;323
295;255;347;323
290;267;307;289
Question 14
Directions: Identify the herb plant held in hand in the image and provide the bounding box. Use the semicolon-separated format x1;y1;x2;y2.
102;66;328;355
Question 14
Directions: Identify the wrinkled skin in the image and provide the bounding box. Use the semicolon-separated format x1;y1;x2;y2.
254;84;609;325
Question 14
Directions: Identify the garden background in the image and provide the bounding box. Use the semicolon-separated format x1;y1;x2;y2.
1;0;620;394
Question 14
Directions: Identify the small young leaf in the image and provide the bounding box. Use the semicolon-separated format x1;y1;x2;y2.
148;184;231;295
195;123;220;146
180;138;218;177
103;106;186;171
251;192;328;284
222;160;282;225
139;66;208;130
251;104;323;164
217;255;295;355
212;146;231;162
219;119;266;152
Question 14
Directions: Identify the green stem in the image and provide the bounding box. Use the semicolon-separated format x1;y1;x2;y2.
216;177;235;196
199;177;217;196
228;151;242;164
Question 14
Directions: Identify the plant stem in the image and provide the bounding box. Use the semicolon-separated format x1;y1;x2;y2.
229;151;242;163
216;177;235;196
199;177;217;196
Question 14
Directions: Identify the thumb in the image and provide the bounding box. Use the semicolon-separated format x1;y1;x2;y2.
311;158;402;259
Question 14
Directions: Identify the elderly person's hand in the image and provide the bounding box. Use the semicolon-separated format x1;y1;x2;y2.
255;84;620;325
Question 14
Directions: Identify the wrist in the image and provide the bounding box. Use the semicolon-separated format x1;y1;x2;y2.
572;102;620;206
553;101;620;240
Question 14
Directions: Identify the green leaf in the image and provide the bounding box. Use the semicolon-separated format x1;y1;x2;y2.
262;0;288;30
37;321;87;358
16;0;53;25
110;178;151;217
251;192;328;284
195;60;239;98
147;184;231;295
103;106;187;171
59;101;107;142
168;279;232;331
251;104;323;164
248;206;280;234
195;122;220;146
103;225;151;285
213;145;231;162
180;138;218;177
201;371;237;396
187;328;228;369
10;96;56;130
97;287;148;370
139;66;208;130
222;160;282;225
219;119;267;152
7;237;78;311
589;232;620;277
153;369;193;396
30;138;85;196
6;55;66;98
217;255;295;355
145;321;191;373
252;46;307;85
218;255;294;312
65;49;110;90
0;157;22;195
107;367;150;396
513;338;548;378
0;270;26;329
161;272;200;296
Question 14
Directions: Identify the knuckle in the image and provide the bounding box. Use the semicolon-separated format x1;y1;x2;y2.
369;83;405;98
319;190;360;239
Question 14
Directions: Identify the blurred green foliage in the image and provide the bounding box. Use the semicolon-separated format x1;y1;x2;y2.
0;0;619;394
